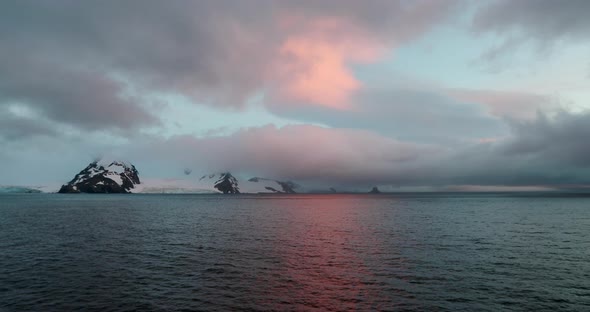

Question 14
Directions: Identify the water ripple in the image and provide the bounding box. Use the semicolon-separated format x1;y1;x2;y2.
0;194;589;311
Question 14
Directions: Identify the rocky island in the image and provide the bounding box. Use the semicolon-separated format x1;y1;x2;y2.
58;160;140;193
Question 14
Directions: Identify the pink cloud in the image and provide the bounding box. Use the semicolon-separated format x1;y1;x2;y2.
476;137;504;144
132;124;440;185
268;16;385;110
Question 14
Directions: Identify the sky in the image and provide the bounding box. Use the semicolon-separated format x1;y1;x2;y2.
1;0;590;190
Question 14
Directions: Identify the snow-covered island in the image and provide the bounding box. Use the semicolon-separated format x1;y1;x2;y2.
58;160;140;193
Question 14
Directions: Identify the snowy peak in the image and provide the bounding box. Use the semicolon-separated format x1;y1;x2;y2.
200;172;240;194
58;160;140;193
247;177;299;194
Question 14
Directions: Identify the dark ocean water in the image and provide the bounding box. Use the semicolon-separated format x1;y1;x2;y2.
0;193;589;311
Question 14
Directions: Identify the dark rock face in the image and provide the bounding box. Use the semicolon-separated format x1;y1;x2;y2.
214;172;240;194
58;160;140;193
248;177;299;193
369;186;381;194
276;180;298;194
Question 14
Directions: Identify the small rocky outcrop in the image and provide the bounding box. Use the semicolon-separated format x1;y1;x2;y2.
369;186;381;194
58;160;140;193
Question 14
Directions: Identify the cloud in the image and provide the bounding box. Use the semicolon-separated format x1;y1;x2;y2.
433;110;590;187
447;89;555;120
0;107;57;140
265;0;458;109
3;110;590;189
0;0;457;137
268;88;507;144
501;110;590;166
127;110;590;189
3;0;588;190
473;0;590;42
268;16;383;110
0;56;157;132
130;124;443;186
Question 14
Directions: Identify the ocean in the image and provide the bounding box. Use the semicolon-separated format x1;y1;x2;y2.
1;193;589;311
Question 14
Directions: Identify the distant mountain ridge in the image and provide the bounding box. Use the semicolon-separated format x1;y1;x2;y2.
49;161;394;194
55;160;304;194
199;173;300;194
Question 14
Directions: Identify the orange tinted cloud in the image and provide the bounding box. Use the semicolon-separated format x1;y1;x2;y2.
270;16;385;110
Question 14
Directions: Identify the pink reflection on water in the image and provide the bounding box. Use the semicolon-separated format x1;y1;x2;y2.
256;195;394;310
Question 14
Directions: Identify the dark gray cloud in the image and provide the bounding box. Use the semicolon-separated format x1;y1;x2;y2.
0;56;157;131
501;111;590;166
473;0;590;42
435;110;590;187
0;108;57;140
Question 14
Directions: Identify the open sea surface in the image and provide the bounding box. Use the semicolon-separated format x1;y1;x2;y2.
1;193;589;311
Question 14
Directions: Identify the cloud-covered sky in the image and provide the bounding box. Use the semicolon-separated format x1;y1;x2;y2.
1;0;589;190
